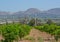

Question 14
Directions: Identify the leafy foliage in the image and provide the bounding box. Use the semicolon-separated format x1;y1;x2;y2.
28;19;35;26
34;24;60;41
0;23;31;42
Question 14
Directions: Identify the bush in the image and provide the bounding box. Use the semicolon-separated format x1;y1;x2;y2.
34;24;60;41
0;23;31;42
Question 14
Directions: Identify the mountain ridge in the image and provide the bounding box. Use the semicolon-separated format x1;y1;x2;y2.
0;8;60;19
0;8;60;14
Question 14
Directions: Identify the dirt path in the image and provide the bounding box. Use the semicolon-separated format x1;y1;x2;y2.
19;28;55;42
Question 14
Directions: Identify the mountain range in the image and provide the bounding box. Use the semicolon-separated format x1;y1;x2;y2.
0;8;60;20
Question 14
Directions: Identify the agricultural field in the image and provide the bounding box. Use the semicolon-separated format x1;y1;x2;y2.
0;20;60;42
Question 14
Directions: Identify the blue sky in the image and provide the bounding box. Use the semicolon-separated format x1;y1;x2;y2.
0;0;60;12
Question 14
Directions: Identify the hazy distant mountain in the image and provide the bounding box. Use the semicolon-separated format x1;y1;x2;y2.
0;8;60;19
0;11;10;15
47;8;60;14
14;8;60;15
24;8;41;14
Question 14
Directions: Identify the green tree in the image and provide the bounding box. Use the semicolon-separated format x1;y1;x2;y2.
28;19;35;26
46;19;54;25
